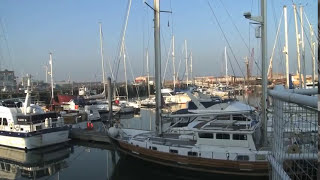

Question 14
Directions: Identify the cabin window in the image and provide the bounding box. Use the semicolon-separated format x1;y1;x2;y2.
216;133;230;139
215;115;230;120
233;134;247;140
169;149;178;154
152;147;157;150
0;163;4;170
232;115;247;121
5;164;10;171
187;151;198;156
36;125;42;130
198;133;213;139
237;155;249;161
2;118;7;126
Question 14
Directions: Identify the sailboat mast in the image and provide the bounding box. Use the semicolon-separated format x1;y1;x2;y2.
261;0;267;145
300;6;306;89
146;50;150;97
49;52;54;100
283;6;290;88
119;0;132;102
172;35;176;89
185;40;188;87
293;4;302;88
225;46;228;86
99;23;106;94
190;51;193;85
154;0;162;136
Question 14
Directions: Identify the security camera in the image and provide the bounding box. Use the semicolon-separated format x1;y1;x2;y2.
243;12;251;19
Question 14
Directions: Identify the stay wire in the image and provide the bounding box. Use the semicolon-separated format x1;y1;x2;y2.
207;1;246;78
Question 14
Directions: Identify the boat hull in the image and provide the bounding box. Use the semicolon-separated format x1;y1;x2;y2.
110;137;269;177
0;127;69;150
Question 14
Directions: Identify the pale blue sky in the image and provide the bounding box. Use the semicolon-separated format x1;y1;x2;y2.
0;0;317;82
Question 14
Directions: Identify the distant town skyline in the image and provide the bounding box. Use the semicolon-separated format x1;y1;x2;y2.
0;0;317;82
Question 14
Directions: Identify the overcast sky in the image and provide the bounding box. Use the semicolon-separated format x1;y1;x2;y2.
0;0;317;82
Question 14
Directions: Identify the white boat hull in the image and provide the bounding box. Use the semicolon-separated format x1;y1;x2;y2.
0;128;69;150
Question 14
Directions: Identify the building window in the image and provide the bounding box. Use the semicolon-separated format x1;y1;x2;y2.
233;134;247;140
216;133;230;139
169;149;178;154
198;133;213;138
237;155;249;161
187;151;198;156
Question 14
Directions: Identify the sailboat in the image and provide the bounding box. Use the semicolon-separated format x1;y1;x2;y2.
108;0;268;177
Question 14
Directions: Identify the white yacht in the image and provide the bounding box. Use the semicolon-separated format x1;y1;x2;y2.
161;88;191;105
0;76;69;150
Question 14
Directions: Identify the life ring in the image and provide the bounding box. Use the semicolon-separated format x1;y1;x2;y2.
15;126;20;131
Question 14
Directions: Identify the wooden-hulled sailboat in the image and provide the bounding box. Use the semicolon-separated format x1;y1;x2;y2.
108;0;269;177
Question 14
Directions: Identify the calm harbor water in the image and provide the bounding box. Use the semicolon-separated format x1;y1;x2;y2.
6;94;263;180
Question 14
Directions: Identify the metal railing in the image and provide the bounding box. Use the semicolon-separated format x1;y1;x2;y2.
268;86;318;180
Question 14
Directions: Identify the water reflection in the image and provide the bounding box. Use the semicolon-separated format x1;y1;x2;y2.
0;145;71;179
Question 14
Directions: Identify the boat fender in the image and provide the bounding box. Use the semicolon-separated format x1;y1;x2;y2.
108;127;119;137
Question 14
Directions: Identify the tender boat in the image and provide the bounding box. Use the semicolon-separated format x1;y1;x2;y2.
0;76;69;150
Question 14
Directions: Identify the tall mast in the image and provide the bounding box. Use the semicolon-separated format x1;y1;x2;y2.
185;40;188;87
190;51;193;85
44;65;48;83
283;6;290;88
172;35;176;89
225;46;228;86
99;23;106;94
293;4;302;88
49;52;54;100
119;0;132;102
300;6;306;88
146;49;150;97
123;49;129;101
154;0;162;136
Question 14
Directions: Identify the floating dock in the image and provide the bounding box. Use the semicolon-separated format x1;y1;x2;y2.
69;128;110;143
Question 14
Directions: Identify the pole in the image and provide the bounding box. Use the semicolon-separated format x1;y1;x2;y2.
261;0;268;145
146;50;150;97
293;4;302;88
304;13;316;87
172;36;176;89
300;6;306;88
284;6;290;88
225;46;228;86
154;0;162;136
99;23;106;94
107;77;113;123
185;40;188;87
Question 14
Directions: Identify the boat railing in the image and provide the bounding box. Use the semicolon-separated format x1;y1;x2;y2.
267;86;318;180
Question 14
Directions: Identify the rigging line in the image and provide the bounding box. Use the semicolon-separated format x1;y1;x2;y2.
304;11;318;44
124;45;140;99
268;10;283;77
162;36;173;86
218;0;261;75
0;19;13;70
218;0;249;52
207;1;245;78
